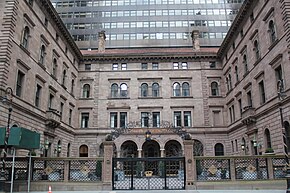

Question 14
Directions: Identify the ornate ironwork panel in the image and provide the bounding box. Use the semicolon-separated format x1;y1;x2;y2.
69;160;102;181
196;158;230;181
272;157;287;179
4;157;29;181
32;159;64;181
234;157;268;180
113;157;185;190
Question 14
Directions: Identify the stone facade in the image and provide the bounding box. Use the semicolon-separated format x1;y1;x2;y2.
0;0;289;159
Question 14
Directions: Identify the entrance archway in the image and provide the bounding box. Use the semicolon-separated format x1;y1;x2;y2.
142;140;160;157
121;140;138;158
165;140;182;157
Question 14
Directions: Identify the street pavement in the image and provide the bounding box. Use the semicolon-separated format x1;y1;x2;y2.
13;190;285;193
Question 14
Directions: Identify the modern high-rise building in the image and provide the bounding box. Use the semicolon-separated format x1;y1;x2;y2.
51;0;244;49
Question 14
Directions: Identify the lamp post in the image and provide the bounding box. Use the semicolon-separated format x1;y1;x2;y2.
0;87;13;183
145;130;152;141
277;80;290;193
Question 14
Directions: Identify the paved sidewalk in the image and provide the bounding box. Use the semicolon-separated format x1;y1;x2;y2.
13;190;285;193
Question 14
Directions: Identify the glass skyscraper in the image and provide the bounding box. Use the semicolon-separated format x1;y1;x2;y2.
51;0;243;49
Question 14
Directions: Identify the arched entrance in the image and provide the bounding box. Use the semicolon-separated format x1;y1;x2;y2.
142;140;160;157
165;140;182;157
121;140;138;158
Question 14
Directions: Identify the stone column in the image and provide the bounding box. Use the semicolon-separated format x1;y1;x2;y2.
160;149;165;157
137;149;142;158
103;141;114;184
183;140;195;189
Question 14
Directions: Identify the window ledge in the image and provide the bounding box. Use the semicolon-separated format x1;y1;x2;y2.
209;95;223;98
79;97;93;100
20;44;30;55
51;75;58;81
138;97;163;99
37;62;46;70
253;57;262;66
108;97;130;100
61;84;67;90
268;39;279;51
171;96;193;99
243;71;249;78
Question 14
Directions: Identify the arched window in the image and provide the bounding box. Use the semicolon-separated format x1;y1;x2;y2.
79;145;88;157
57;140;61;157
254;40;260;60
62;69;66;85
22;26;30;49
82;84;90;98
235;66;239;82
182;82;190;96
152;83;159;97
39;45;46;65
214;143;224;156
52;58;57;77
285;122;290;152
141;83;148;97
211;82;219;96
120;83;128;97
264;129;272;149
193;140;204;156
226;77;229;91
228;74;232;89
111;83;118;98
243;54;248;74
268;20;277;43
173;82;181;96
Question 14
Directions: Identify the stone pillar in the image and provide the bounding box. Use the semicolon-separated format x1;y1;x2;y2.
191;30;200;50
183;140;195;189
137;149;142;158
98;31;106;53
160;149;165;157
103;141;114;184
63;160;69;182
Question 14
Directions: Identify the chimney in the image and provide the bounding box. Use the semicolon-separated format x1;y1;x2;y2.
98;31;106;53
191;30;200;50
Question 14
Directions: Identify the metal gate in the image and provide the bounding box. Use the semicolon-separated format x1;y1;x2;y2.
112;157;185;190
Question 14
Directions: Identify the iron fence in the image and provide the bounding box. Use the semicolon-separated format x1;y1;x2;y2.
69;159;102;181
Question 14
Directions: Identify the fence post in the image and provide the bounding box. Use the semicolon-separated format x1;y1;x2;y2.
63;159;69;182
103;141;114;185
183;139;195;189
267;157;274;179
230;158;236;181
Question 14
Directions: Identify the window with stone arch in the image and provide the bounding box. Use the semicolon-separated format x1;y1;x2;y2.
111;83;118;98
82;84;90;98
268;20;277;44
193;140;204;156
152;82;159;97
214;143;224;156
62;69;66;86
141;83;148;97
120;83;128;98
264;128;272;149
182;82;190;96
173;82;181;96
22;26;30;49
243;54;248;74
211;81;219;96
254;40;260;60
79;145;88;157
39;45;46;65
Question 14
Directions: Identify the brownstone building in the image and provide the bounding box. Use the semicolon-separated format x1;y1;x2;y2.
0;0;289;160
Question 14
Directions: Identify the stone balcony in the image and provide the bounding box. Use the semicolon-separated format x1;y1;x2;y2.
45;109;61;128
241;106;256;125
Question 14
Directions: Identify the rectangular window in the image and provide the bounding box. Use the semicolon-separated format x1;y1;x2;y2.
210;61;216;68
235;139;238;152
181;62;188;69
121;63;127;70
153;112;160;127
213;111;220;126
48;94;54;109
81;113;89;128
173;62;179;69
16;71;25;97
35;84;42;107
60;102;64;120
259;81;266;104
152;63;159;69
231;141;234;152
174;111;182;127
85;64;91;71
141;112;149;127
184;111;191;127
238;99;242;117
141;63;148;70
110;112;118;128
247;91;252;107
69;109;72;125
120;112;127;128
112;63;118;70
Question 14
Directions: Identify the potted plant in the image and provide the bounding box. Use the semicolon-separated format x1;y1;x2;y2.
158;161;165;177
265;147;274;154
136;161;143;177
